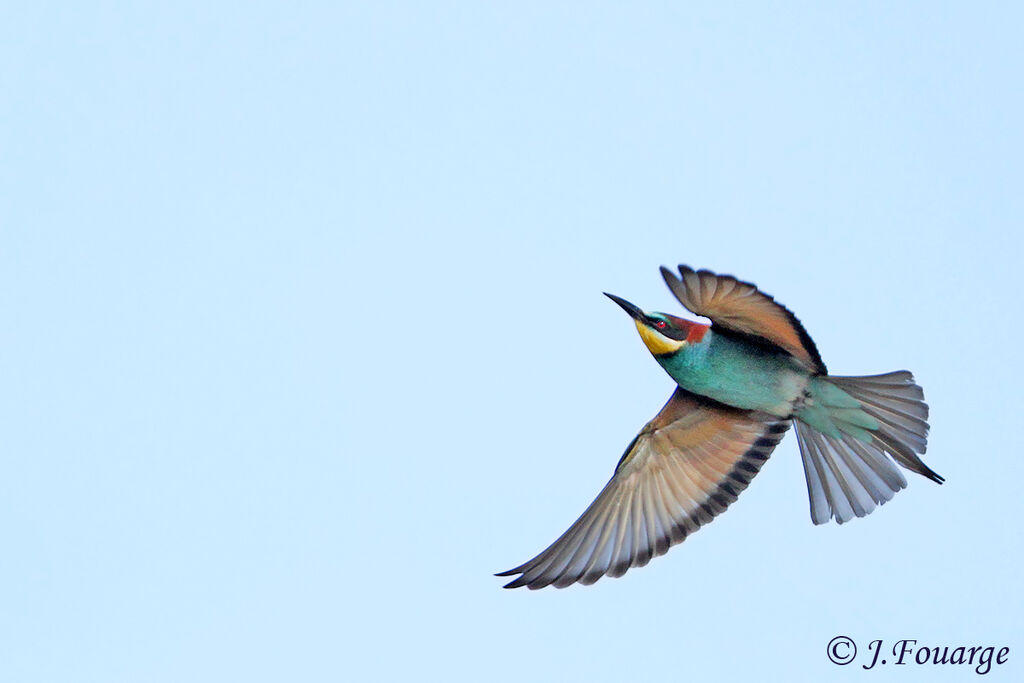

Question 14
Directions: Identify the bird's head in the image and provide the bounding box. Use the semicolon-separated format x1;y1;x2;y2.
604;293;709;356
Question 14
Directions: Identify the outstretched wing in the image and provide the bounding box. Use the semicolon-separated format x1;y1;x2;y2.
660;265;827;373
497;389;790;589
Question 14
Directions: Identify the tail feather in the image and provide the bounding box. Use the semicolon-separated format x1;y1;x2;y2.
834;373;928;448
796;371;939;525
795;424;904;524
831;372;941;483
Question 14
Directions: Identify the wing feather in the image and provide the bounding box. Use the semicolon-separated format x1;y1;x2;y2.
497;389;790;589
661;265;826;372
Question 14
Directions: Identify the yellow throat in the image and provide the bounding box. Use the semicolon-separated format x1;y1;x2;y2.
635;319;686;356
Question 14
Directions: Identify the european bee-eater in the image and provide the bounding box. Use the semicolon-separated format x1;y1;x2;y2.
498;265;940;590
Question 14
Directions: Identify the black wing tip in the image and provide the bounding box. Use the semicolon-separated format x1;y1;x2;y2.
498;570;613;590
501;575;564;590
673;264;732;279
660;264;697;282
924;469;945;485
495;568;530;588
497;564;543;588
659;266;678;289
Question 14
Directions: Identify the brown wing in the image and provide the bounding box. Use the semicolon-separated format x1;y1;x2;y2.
660;265;826;373
497;389;790;589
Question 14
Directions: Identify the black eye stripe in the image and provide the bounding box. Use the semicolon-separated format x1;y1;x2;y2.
647;316;690;342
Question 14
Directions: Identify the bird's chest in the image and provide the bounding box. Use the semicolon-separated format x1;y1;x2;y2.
658;336;809;416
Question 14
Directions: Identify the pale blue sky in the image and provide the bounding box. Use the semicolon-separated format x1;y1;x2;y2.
2;3;1021;681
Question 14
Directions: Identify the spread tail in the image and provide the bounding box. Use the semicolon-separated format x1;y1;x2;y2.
794;371;940;525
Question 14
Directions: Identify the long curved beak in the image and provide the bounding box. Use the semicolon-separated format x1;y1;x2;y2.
603;293;645;321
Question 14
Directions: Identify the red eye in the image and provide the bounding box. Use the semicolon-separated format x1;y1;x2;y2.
655;320;667;329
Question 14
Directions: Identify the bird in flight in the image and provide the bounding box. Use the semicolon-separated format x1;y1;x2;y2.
497;265;940;590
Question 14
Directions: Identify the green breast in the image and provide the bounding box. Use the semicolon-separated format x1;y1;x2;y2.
655;330;810;415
